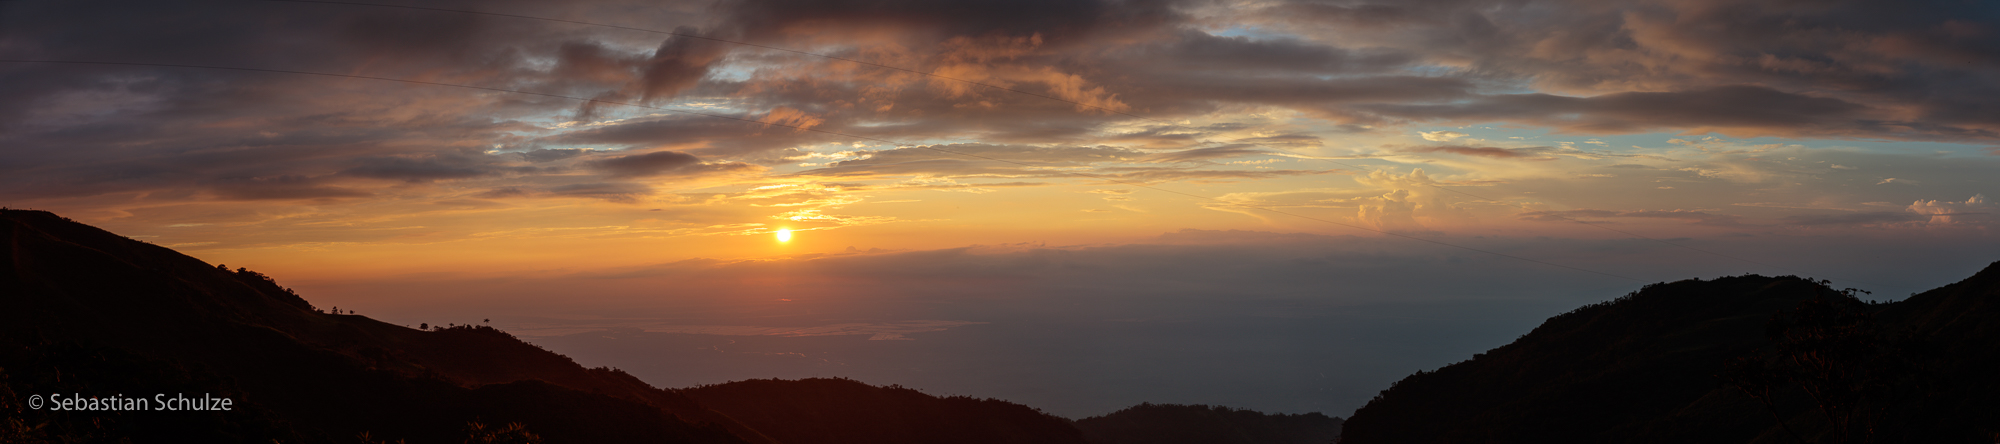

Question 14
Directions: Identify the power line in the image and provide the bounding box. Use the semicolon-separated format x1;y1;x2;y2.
251;0;1903;289
0;59;1646;283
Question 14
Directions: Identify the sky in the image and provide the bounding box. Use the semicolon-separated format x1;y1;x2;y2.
3;0;1997;418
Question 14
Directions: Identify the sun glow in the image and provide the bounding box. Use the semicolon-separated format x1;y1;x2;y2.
775;228;792;243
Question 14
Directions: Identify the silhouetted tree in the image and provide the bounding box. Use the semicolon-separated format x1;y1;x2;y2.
462;421;541;444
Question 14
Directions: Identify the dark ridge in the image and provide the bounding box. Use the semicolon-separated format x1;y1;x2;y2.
1074;402;1343;444
1342;263;2000;443
680;377;1089;444
0;209;754;443
0;209;1111;444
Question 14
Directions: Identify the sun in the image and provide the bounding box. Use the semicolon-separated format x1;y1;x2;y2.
775;228;792;243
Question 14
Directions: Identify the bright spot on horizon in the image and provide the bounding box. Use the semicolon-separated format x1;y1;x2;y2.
775;228;792;243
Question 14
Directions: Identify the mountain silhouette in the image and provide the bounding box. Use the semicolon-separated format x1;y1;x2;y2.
4;209;1332;444
1342;264;2000;443
1073;402;1342;444
681;377;1087;444
0;209;762;443
23;208;1987;443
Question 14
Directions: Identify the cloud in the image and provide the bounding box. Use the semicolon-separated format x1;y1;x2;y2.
1232;134;1324;147
1407;145;1555;160
1348;168;1473;230
759;106;824;131
589;151;702;177
1250;0;2000;140
789;144;1143;179
207;176;371;201
548;182;652;203
2;0;1996;255
1908;195;1992;224
587;151;763;178
474;187;530;199
637;28;730;102
518;149;596;163
339;156;493;182
547;115;830;158
1364;86;1888;138
1781;212;1929;226
1419;131;1468;142
1094;168;1333;184
1141;145;1269;163
1356;188;1422;231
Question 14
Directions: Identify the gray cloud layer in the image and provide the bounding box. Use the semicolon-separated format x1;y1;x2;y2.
4;0;1995;206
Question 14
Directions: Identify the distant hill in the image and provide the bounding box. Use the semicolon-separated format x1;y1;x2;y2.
1341;264;2000;443
1073;402;1342;444
681;378;1087;444
0;209;757;443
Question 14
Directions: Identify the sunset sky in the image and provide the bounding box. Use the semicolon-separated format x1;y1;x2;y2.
3;0;1996;417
